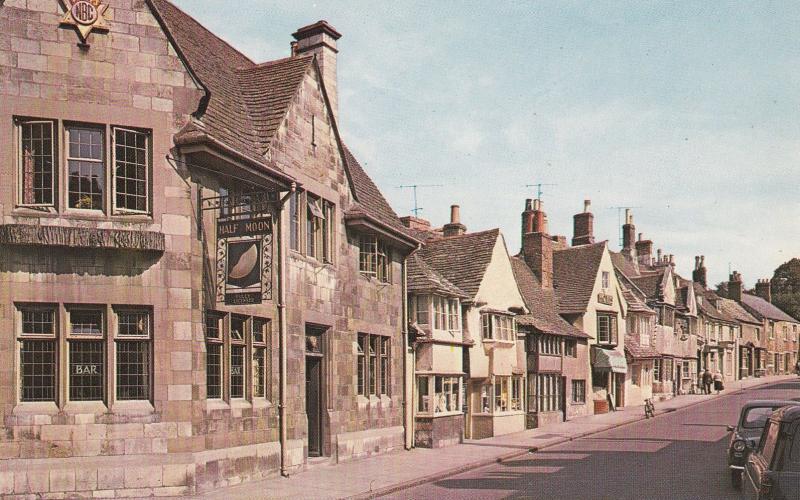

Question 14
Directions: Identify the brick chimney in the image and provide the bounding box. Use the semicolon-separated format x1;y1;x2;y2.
622;209;636;252
728;271;743;303
293;21;341;121
571;200;595;246
635;233;653;267
442;205;466;237
755;278;772;303
400;215;431;232
692;255;707;288
521;199;534;247
521;200;553;289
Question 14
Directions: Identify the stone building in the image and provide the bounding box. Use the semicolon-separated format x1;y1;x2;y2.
513;199;592;427
0;0;418;496
717;272;764;379
739;279;800;375
407;208;528;440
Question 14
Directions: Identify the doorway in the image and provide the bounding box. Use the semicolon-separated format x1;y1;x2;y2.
305;356;322;457
305;325;326;458
560;376;567;422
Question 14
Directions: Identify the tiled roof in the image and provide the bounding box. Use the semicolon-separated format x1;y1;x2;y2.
629;272;663;301
149;1;414;243
616;272;656;315
510;257;590;338
625;337;660;359
552;242;606;314
741;293;799;323
417;229;500;299
341;147;417;239
717;297;762;325
693;284;736;323
610;251;639;278
407;253;468;298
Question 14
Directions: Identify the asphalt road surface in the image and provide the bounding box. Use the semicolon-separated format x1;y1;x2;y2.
382;378;800;500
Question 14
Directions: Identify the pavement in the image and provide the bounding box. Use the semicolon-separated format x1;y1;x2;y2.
193;374;796;500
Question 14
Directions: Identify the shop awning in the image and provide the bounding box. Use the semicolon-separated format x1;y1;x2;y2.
592;346;628;373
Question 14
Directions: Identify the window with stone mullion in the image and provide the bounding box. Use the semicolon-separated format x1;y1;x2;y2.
19;119;56;206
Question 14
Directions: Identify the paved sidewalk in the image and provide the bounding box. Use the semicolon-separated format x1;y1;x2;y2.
194;374;794;500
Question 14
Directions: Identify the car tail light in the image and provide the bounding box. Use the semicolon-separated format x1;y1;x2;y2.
733;440;746;452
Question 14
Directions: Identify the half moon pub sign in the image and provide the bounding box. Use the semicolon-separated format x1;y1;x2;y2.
204;191;275;306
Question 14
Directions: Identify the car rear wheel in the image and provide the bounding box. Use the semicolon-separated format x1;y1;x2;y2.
731;469;742;490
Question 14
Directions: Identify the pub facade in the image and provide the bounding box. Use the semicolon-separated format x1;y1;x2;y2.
0;0;417;496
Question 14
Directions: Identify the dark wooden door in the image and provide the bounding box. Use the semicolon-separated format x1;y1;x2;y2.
306;356;322;457
561;376;567;422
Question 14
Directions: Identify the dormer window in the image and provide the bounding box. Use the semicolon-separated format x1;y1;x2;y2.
481;313;515;341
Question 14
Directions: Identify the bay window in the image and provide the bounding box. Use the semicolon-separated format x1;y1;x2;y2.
531;373;561;413
481;313;515;341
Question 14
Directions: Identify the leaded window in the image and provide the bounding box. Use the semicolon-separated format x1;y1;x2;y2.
357;333;389;396
359;235;391;282
230;315;246;399
19;120;55;206
115;309;151;401
68;309;104;402
18;307;57;403
67;125;104;210
205;312;223;399
252;318;268;398
113;127;149;213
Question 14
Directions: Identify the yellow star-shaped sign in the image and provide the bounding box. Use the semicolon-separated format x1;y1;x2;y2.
60;0;109;43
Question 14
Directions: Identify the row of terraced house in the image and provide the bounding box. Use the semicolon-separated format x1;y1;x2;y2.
1;1;798;496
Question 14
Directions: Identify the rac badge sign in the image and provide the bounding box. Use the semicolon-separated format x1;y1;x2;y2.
60;0;110;44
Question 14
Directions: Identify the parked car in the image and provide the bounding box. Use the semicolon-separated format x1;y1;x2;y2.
728;400;798;489
743;404;800;499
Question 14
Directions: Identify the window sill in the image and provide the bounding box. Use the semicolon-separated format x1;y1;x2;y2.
231;399;252;410
205;399;230;412
252;398;273;410
64;401;108;415
289;250;334;269
570;401;586;406
13;401;59;415
111;400;154;415
473;410;525;416
417;410;462;418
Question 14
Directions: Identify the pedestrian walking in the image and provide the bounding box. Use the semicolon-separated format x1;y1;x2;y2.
713;372;723;394
702;368;713;395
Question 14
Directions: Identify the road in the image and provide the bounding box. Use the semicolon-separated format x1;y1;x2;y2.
382;378;800;500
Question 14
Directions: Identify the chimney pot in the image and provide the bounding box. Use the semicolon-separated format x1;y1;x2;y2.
450;204;460;224
584;199;591;213
443;204;466;237
638;233;643;241
525;198;533;211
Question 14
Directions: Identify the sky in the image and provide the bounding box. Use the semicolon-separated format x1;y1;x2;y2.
174;0;799;288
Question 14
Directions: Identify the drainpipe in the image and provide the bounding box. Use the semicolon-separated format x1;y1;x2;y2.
279;183;296;477
402;252;412;450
